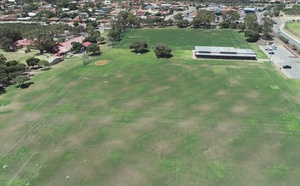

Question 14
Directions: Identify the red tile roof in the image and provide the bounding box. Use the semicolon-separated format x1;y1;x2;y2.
56;36;85;54
83;41;91;47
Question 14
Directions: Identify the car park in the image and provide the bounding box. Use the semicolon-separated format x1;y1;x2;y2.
282;65;292;69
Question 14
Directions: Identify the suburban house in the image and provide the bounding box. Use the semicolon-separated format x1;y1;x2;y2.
12;39;33;49
53;36;86;56
194;46;256;60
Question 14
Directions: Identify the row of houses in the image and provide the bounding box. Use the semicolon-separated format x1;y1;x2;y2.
12;36;91;56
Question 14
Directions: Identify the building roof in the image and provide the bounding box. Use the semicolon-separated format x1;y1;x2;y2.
56;36;85;54
12;39;33;47
83;41;91;47
195;46;256;58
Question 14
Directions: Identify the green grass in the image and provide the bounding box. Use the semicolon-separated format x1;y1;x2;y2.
116;28;249;50
0;29;300;186
285;22;300;39
0;49;42;64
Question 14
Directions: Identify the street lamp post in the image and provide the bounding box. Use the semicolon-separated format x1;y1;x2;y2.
269;53;273;63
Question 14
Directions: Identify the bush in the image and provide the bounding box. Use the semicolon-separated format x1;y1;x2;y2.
292;44;298;50
279;35;289;44
154;44;172;58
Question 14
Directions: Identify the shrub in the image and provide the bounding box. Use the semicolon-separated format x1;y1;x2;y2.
154;44;172;58
292;44;298;50
279;35;289;44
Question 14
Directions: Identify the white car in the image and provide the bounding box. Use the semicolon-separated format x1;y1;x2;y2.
265;47;273;51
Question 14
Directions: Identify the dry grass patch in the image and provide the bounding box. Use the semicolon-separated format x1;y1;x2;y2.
231;105;248;114
108;165;147;186
94;60;108;66
244;90;261;99
150;140;174;158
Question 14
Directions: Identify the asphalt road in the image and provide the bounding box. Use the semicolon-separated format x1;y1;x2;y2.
273;17;300;48
260;44;300;79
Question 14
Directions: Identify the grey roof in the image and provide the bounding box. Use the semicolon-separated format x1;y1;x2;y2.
194;46;256;58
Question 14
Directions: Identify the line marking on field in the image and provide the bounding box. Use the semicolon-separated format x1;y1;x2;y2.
34;62;126;139
0;67;85;144
26;156;48;186
6;152;37;186
0;66;96;160
261;67;300;114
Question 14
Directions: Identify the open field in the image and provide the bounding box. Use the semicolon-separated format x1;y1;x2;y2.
0;49;300;185
0;29;300;185
116;28;250;50
285;22;300;39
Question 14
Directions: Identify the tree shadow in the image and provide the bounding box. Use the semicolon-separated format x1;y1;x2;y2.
130;49;150;54
157;54;173;58
89;52;102;56
19;82;34;89
0;87;7;95
41;67;51;71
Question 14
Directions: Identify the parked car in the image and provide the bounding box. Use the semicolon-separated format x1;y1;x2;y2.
265;47;273;51
269;51;274;55
282;65;292;69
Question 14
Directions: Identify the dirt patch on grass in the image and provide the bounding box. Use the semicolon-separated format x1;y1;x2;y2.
178;118;199;129
150;140;174;157
109;165;147;186
0;102;23;112
244;90;260;99
149;86;170;94
215;89;227;97
123;98;146;109
231;105;248;113
95;61;108;66
193;103;216;113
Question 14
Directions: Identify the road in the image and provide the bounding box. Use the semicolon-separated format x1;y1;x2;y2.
273;17;300;48
260;44;300;79
256;14;300;79
164;7;196;21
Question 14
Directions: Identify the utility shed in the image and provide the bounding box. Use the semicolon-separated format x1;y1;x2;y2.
194;46;257;60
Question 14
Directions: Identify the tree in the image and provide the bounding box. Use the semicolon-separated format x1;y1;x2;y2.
192;10;214;28
86;43;100;54
12;75;30;87
237;23;246;32
23;29;54;54
177;20;190;28
38;60;50;69
0;59;27;87
219;21;230;29
70;42;84;53
154;44;172;58
261;17;274;40
129;41;148;53
244;29;260;42
174;13;183;20
222;10;240;24
0;26;22;51
107;28;122;42
26;57;40;68
244;13;258;30
0;54;7;65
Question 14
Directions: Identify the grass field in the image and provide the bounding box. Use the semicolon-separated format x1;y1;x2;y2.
116;28;250;50
285;22;300;39
0;29;300;186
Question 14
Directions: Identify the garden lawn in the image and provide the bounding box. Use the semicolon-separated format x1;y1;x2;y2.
0;47;300;186
285;22;300;39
